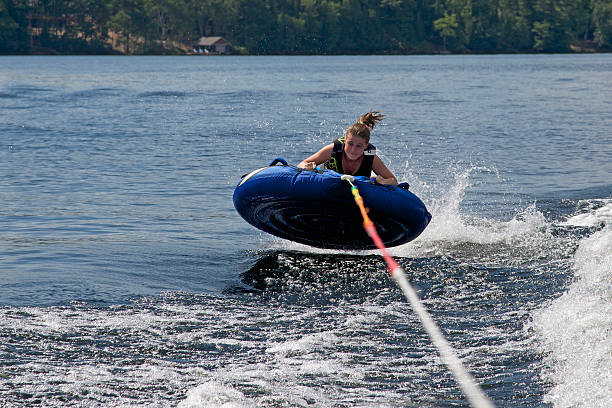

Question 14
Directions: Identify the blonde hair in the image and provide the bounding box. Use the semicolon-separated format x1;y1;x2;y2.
346;111;384;144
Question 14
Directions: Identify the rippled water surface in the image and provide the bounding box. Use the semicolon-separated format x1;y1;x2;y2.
1;55;611;407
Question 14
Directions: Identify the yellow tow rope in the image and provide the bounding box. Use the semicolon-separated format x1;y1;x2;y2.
341;175;495;408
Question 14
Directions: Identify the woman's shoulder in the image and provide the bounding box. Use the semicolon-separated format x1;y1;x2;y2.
312;143;334;160
318;143;334;152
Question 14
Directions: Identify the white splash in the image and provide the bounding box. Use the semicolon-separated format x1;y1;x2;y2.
531;200;612;408
178;381;257;408
561;198;612;228
395;167;549;258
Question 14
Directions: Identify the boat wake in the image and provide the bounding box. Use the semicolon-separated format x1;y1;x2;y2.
530;199;612;408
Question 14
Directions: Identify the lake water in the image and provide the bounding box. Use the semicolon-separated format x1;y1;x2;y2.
0;54;611;407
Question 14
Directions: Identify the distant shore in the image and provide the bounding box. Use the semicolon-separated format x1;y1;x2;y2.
3;42;610;57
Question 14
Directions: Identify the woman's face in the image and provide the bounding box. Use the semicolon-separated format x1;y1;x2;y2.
343;134;367;160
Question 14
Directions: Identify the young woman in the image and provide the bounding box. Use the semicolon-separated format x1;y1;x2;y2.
298;111;398;185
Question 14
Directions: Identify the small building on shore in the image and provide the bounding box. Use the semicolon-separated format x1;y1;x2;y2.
192;37;232;54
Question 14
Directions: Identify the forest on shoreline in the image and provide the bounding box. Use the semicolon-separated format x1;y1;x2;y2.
1;0;612;55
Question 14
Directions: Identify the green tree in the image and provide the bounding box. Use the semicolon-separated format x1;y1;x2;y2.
0;0;23;52
144;0;191;44
189;0;237;40
433;11;458;50
501;0;533;50
465;0;497;51
107;0;149;54
569;0;592;41
297;0;340;53
592;0;612;46
233;0;276;53
467;0;532;52
433;0;473;51
378;0;419;52
1;0;609;55
532;0;573;51
35;0;109;52
337;0;368;52
70;0;111;45
276;11;305;53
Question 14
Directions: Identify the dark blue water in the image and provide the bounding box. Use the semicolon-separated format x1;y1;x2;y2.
1;55;611;407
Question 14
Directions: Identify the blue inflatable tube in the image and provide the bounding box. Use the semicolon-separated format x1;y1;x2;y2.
233;158;432;250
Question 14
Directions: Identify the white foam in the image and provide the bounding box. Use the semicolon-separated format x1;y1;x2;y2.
394;168;550;258
419;201;546;245
299;359;342;375
561;199;612;227
265;331;339;356
178;381;257;408
531;217;612;407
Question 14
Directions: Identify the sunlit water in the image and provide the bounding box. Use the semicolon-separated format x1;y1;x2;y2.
1;55;611;407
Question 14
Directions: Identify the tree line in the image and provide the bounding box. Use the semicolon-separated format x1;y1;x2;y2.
1;0;612;55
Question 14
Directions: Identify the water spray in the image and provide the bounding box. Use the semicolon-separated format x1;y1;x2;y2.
341;174;494;408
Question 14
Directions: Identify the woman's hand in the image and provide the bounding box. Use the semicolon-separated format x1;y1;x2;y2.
372;156;398;185
298;161;317;171
375;174;398;185
298;144;334;172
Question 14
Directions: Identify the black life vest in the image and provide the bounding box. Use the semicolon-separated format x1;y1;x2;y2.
324;136;376;177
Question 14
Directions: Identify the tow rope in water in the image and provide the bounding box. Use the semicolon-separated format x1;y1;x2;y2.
341;175;495;408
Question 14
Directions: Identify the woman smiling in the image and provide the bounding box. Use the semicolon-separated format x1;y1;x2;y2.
298;111;398;185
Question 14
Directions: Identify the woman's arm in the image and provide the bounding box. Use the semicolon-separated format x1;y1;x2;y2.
372;156;398;185
297;144;334;170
